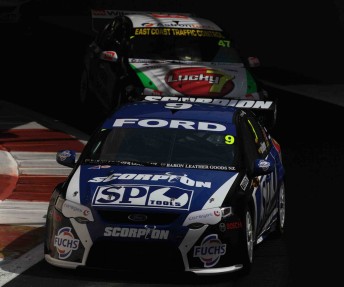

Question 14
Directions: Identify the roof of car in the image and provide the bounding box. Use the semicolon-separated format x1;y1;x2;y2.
125;13;222;31
102;101;238;129
91;9;223;33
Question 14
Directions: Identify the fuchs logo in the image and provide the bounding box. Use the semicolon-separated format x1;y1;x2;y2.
54;227;80;259
193;234;226;267
92;185;193;210
165;67;234;97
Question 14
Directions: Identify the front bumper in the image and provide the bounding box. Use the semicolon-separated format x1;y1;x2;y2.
45;202;245;275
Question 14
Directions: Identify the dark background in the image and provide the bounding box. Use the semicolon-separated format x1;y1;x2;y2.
14;0;344;84
1;0;341;129
3;0;344;122
1;1;344;286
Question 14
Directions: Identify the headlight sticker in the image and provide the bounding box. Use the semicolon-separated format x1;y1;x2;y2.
62;200;94;222
183;207;222;226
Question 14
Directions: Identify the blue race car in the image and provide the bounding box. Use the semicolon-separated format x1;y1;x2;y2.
44;100;285;275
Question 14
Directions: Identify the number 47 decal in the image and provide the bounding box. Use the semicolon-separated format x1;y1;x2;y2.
218;40;230;47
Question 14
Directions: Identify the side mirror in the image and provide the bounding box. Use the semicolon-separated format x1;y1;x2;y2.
252;158;275;175
99;51;118;62
56;150;76;168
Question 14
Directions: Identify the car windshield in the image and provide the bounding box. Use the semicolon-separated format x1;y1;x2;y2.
83;127;238;169
129;33;242;63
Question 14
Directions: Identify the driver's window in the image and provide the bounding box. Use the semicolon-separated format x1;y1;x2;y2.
245;116;270;158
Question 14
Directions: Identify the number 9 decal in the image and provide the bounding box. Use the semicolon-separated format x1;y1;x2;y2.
225;135;235;144
165;103;192;110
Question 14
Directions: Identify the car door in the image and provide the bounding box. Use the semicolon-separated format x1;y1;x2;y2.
240;111;278;239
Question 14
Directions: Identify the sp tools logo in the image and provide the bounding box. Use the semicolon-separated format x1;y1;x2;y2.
54;227;80;259
92;185;193;210
165;67;235;97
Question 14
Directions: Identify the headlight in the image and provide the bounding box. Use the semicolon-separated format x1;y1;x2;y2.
188;222;206;229
221;207;233;218
55;195;65;212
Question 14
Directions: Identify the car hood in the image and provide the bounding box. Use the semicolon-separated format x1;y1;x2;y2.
65;164;239;213
129;60;259;99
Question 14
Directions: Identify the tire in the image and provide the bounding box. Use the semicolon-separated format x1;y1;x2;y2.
238;207;255;275
273;180;286;237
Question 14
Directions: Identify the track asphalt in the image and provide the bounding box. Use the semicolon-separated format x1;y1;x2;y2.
0;100;88;278
0;82;343;281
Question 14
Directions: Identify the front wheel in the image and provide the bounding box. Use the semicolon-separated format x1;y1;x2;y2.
238;207;254;275
272;181;286;237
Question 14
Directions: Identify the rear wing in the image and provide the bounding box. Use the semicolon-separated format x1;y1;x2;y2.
90;9;193;33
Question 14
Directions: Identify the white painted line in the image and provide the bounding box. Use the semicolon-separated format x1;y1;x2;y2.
0;200;49;224
0;121;46;130
11;151;57;160
19;168;71;176
10;151;79;175
0;243;44;286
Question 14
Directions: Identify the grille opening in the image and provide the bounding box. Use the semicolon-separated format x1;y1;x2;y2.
97;210;181;225
86;239;185;272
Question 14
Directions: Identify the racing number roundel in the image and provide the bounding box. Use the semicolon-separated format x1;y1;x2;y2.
165;67;235;97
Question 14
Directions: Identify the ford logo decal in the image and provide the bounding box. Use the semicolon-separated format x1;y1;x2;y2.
128;214;148;222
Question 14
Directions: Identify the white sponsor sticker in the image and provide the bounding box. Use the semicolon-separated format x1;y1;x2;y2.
89;172;211;188
183;208;222;226
104;226;169;240
92;184;193;210
62;201;94;222
112;118;226;131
